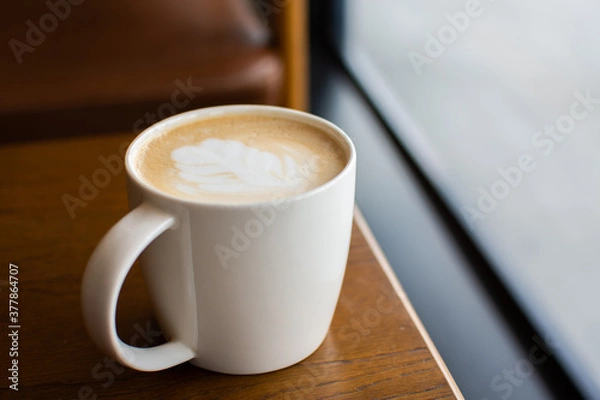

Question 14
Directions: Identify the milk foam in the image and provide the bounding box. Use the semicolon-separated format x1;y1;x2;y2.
134;114;348;203
170;138;314;197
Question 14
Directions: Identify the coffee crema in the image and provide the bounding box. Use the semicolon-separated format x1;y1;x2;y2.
133;114;348;204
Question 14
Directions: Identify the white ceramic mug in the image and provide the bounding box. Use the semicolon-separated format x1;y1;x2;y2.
81;105;356;373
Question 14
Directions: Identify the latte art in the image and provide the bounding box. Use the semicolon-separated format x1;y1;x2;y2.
133;114;348;204
171;139;315;196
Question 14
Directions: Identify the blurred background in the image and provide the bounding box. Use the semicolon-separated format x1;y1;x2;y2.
1;0;306;142
3;1;599;398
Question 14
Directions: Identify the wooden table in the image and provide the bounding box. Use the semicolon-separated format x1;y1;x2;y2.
0;133;462;399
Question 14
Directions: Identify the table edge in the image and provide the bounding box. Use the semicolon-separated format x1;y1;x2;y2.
354;206;464;399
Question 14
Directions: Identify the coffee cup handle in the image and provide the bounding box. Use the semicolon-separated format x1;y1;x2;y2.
81;202;195;371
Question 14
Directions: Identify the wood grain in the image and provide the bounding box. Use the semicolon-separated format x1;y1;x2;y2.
281;0;309;111
0;133;460;399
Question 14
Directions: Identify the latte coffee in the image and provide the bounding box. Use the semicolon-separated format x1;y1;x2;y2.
83;105;356;374
133;114;349;204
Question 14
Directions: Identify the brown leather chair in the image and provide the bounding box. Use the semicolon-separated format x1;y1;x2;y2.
0;0;307;143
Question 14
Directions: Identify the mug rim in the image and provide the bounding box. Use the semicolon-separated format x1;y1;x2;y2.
125;104;356;208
